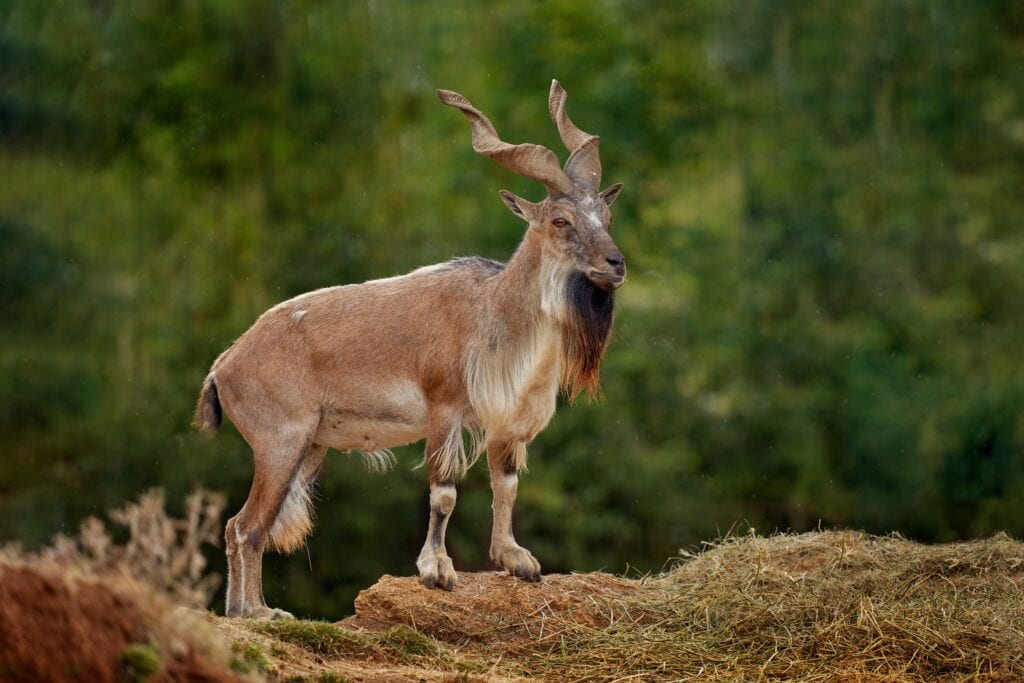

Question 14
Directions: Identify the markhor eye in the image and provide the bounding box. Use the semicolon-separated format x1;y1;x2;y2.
552;217;570;228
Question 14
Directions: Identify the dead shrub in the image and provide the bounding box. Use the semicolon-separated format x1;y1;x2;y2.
33;488;225;609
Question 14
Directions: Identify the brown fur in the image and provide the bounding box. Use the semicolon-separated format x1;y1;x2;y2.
196;81;626;617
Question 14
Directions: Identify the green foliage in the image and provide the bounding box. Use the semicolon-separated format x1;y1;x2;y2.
308;674;350;683
121;644;161;682
230;640;271;674
2;0;1024;618
377;625;443;661
249;619;443;672
250;620;370;657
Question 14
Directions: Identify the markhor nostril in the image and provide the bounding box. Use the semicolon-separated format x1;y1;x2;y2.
606;254;625;275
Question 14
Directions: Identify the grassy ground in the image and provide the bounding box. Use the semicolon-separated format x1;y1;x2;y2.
4;530;1024;681
214;530;1024;682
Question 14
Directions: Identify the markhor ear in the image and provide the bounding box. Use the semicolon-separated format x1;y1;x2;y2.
599;182;623;207
499;190;540;223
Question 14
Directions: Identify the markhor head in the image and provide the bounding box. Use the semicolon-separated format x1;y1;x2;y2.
438;80;625;293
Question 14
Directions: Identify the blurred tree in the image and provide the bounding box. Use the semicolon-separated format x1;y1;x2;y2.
1;0;1022;617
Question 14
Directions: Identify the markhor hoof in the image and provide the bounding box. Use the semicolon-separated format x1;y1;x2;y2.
265;607;296;620
234;605;295;620
422;575;456;591
418;552;457;591
512;565;542;582
421;575;456;591
493;544;542;582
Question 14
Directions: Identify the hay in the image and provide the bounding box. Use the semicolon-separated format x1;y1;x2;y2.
527;530;1024;682
203;530;1024;681
291;531;1024;681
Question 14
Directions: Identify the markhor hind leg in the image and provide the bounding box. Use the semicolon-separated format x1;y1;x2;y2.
224;440;323;619
487;441;540;581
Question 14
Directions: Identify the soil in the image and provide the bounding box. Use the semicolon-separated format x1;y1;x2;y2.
342;571;637;650
0;563;244;683
210;570;639;682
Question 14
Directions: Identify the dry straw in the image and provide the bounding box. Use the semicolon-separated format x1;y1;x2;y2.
526;530;1024;682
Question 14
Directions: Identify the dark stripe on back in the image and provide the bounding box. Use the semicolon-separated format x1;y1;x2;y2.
445;256;506;273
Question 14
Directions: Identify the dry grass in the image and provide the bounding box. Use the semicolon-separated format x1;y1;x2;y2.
4;492;1022;682
521;530;1024;682
213;530;1024;681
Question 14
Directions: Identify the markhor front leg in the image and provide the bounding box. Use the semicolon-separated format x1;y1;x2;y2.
487;442;541;582
417;481;457;590
417;416;463;590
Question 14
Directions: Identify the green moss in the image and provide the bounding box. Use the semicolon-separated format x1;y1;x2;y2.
377;624;441;660
230;640;271;673
314;673;350;683
444;674;482;683
453;658;491;674
250;620;371;657
121;644;161;682
268;642;292;659
282;674;349;683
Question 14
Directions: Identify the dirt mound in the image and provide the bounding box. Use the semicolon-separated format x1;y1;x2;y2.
212;571;639;682
0;561;243;683
343;571;636;651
